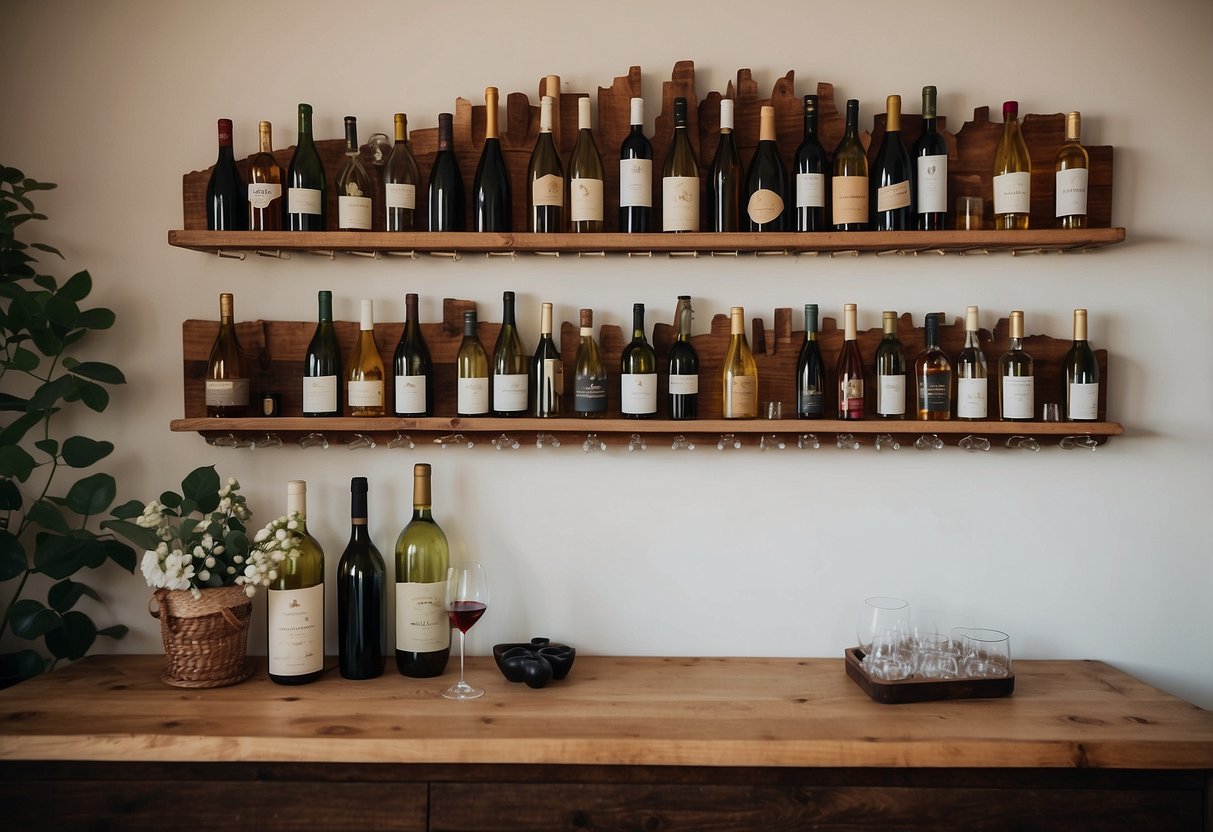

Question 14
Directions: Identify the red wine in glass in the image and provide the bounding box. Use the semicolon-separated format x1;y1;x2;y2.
448;600;487;633
443;563;488;701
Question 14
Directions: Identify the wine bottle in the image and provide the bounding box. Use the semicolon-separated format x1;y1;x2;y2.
913;86;948;230
344;299;385;417
528;95;565;232
287;103;326;231
870;95;913;231
915;312;952;420
956;305;988;420
428;112;465;231
709;99;741;232
456;309;489;416
335;116;372;231
393;293;433;417
662;96;700;232
722;306;758;419
394;463;451;678
248;120;283;231
385;113;420;231
492;291;528;416
998;310;1034;422
1055;111;1089;229
619;97;653;232
837;303;865;420
793;95;827;232
268;480;325;686
303;290;341;417
569;97;604;232
620;302;657;418
573;308;607;417
992;101;1032;230
875;311;906;418
832;99;869;231
205;292;248;417
206;119;247;231
1064;308;1100;421
796;303;825;419
338;476;385;680
531;301;563;417
667;295;699;420
473;87;512;232
744;105;788;232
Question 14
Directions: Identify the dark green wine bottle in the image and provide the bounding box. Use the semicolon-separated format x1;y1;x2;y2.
287;103;326;231
338;477;385;680
303;290;341;416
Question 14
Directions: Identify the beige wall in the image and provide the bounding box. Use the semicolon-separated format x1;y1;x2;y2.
2;0;1211;706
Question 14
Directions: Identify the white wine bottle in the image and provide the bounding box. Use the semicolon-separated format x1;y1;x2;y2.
248;120;283;231
573;308;607;417
662;96;699;232
492;291;528;416
620;303;657;418
744;105;787;231
1055;111;1089;229
527;95;564;232
874;311;906;418
531;301;563;417
457;309;489;416
998;310;1034;422
345;299;385;417
832;99;869;231
568;97;604;232
205;292;249;417
303;290;341;417
722;306;758;419
1064;308;1100;421
336;116;372;231
394;464;450;678
993;101;1032;230
384;113;420;231
268;480;325;686
956;306;988;420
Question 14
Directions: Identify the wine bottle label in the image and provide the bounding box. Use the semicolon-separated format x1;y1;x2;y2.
396;580;449;652
288;187;323;216
729;376;757;416
347;379;384;407
800;387;824;415
267;584;323;677
922;373;951;412
248;183;282;209
877;374;906;416
957;377;988;418
668;373;699;395
620;373;657;414
338;196;372;230
385;182;417;210
539;358;563;411
1068;382;1099;420
916;155;947;213
1001;376;1034;420
302;375;338;413
841;377;864;411
493;373;529;412
395;374;427;414
574;374;607;413
532;174;564;207
662;176;700;231
831;176;868;223
795;172;825;208
570;177;604;222
619;159;653;207
205;378;249;407
1055;168;1089;218
877;180;911;212
457;377;489;414
747;189;785;224
993;172;1031;215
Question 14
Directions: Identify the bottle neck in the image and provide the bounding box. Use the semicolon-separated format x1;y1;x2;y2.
485;91;500;139
394;114;407;143
676;301;692;341
540;98;553;134
803;110;817;138
502;296;516;326
258;122;273;154
540;304;553;339
758;107;775;143
1008;336;1023;350
844;308;857;341
886;97;901;133
405;294;419;324
463;317;477;338
318;293;332;323
844;102;859;138
343;119;359;155
965;329;980;347
297;108;313;141
632;305;645;340
438;115;453;151
925;323;940;349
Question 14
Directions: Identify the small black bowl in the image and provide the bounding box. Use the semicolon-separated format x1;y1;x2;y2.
493;638;576;687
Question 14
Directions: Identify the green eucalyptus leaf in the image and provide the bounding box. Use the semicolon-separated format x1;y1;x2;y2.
31;242;63;259
109;499;144;520
8;346;39;371
32;533;88;579
0;478;22;512
159;490;182;509
7;598;61;639
48;578;102;612
34;438;59;457
34;274;57;291
45;610;96;660
27;322;62;355
76;538;109;569
103;539;136;573
97;625;128;640
100;518;160;552
58;270;91;302
26;499;70;533
77;380;109;412
76;307;115;330
1;166;25;183
22;178;57;191
0;444;35;481
27;374;77;411
0;531;27;581
61;436;113;467
67;361;125;384
0;392;29;411
62;472;116;516
181;466;221;512
0;410;42;446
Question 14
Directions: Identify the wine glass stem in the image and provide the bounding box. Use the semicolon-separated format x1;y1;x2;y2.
458;629;466;686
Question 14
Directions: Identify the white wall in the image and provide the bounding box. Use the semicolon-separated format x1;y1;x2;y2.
3;0;1211;708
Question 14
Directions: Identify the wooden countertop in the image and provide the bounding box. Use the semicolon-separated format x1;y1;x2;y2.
0;655;1209;770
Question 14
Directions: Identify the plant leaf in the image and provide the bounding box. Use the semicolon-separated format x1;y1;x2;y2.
31;242;63;259
159;490;182;509
61;436;113;468
76;380;109;412
27;375;78;412
45;293;80;329
6;598;61;639
0;531;27;581
0;392;30;411
57;270;91;302
0;478;22;512
109;499;144;520
27;322;62;355
97;625;129;640
0;410;43;446
48;578;102;612
67;361;125;385
34;438;59;457
76;307;115;330
0;444;36;482
0;650;46;688
32;533;88;579
7;346;39;371
62;472;116;516
181;466;220;512
26;498;70;533
45;610;96;660
99;518;160;552
103;539;136;573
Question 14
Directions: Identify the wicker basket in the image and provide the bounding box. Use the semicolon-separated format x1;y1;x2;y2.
151;586;254;688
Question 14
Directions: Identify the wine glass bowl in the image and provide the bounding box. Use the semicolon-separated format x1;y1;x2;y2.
442;563;489;701
857;596;910;655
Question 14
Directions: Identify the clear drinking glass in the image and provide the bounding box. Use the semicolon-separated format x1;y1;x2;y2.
857;596;911;654
442;563;489;700
954;627;1012;678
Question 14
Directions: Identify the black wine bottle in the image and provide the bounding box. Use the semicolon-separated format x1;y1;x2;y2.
913;86;948;230
796;304;825;419
338;477;386;680
393;293;433;417
531;302;563;417
206;119;247;231
618;97;653;232
793;96;827;232
428;112;465;231
303;290;341;417
744;105;787;232
870;95;913;231
667;295;698;420
286;104;326;231
474;87;512;232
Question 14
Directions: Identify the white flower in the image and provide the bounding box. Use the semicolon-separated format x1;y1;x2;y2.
198;569;210;582
253;528;270;544
213;545;224;556
204;556;216;568
243;585;255;598
244;564;258;578
275;529;287;542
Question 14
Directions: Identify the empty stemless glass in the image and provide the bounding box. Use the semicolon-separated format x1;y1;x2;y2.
857;596;911;655
864;627;914;681
955;628;1012;678
914;633;960;679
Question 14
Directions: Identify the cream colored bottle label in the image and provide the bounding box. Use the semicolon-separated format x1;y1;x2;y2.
877;374;906;416
395;374;427;414
532;174;564;207
493;373;529;411
747;190;784;224
620;373;657;414
957;378;988;418
205;378;249;407
795;172;825;208
669;373;698;395
662;176;699;231
1002;376;1034;419
385;182;417;210
619;158;652;207
916;155;947;213
267;584;323;677
831;176;868;223
993;171;1030;215
1068;382;1099;420
396;581;449;652
302;375;337;412
249;183;281;209
288;187;322;215
338;195;372;229
457;377;489;414
729;376;757;415
570;177;604;222
1055;168;1088;217
877;180;911;212
347;379;383;407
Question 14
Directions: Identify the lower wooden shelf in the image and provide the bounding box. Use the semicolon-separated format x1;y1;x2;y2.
170;416;1124;449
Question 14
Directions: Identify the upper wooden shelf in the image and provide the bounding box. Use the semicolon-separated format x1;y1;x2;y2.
168;228;1126;258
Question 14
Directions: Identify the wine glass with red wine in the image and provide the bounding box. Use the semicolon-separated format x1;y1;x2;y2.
442;563;489;700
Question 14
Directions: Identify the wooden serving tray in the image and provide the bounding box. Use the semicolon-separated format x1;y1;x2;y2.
844;647;1015;705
